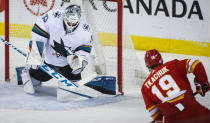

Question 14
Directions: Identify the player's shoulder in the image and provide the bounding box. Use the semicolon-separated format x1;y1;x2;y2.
165;59;190;67
141;73;153;92
141;82;146;93
164;59;181;66
166;59;178;63
141;81;150;95
47;9;64;19
80;18;92;33
36;9;64;24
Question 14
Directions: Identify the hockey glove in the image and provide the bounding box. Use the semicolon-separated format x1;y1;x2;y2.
194;79;209;97
67;54;88;75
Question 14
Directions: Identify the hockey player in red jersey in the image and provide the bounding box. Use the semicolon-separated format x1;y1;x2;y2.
141;49;210;123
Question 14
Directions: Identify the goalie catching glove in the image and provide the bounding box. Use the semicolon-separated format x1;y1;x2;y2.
66;49;88;75
194;78;210;97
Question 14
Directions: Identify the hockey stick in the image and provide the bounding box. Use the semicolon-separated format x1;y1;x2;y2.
0;38;96;87
193;92;198;96
1;38;27;57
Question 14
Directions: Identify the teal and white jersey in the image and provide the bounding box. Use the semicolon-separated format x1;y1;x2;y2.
31;9;92;67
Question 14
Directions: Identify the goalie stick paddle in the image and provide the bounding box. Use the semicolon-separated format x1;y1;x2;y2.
0;38;96;88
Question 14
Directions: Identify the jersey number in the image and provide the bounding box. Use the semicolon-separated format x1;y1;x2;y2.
152;74;180;101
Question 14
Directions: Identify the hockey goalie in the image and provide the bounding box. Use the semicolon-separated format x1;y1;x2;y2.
20;4;116;101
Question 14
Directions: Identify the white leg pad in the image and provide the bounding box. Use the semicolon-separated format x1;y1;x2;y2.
21;68;35;94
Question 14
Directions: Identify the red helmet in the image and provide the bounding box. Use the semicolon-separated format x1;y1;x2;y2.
145;49;163;68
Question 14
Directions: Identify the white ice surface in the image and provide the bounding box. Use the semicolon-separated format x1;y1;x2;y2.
0;50;210;123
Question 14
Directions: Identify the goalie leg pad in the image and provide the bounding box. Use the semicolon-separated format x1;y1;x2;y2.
21;68;35;94
21;68;41;94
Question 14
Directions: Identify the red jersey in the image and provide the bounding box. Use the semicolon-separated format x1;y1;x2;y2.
141;59;209;121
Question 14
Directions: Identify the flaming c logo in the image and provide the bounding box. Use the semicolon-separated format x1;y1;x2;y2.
24;0;55;16
0;0;5;13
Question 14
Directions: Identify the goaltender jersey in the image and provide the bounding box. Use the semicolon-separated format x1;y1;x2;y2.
30;9;92;67
141;59;210;123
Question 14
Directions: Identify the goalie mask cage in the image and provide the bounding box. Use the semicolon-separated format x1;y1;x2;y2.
3;0;147;95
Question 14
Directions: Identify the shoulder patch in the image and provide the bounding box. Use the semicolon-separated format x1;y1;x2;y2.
53;11;62;18
42;14;49;22
83;24;90;32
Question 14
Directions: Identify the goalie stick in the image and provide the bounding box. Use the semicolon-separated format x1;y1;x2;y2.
0;37;97;87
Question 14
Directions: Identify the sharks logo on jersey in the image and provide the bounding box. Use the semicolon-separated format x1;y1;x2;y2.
83;24;90;32
51;38;72;57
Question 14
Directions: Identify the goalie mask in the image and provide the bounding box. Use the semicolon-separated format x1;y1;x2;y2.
145;49;163;70
64;5;81;33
